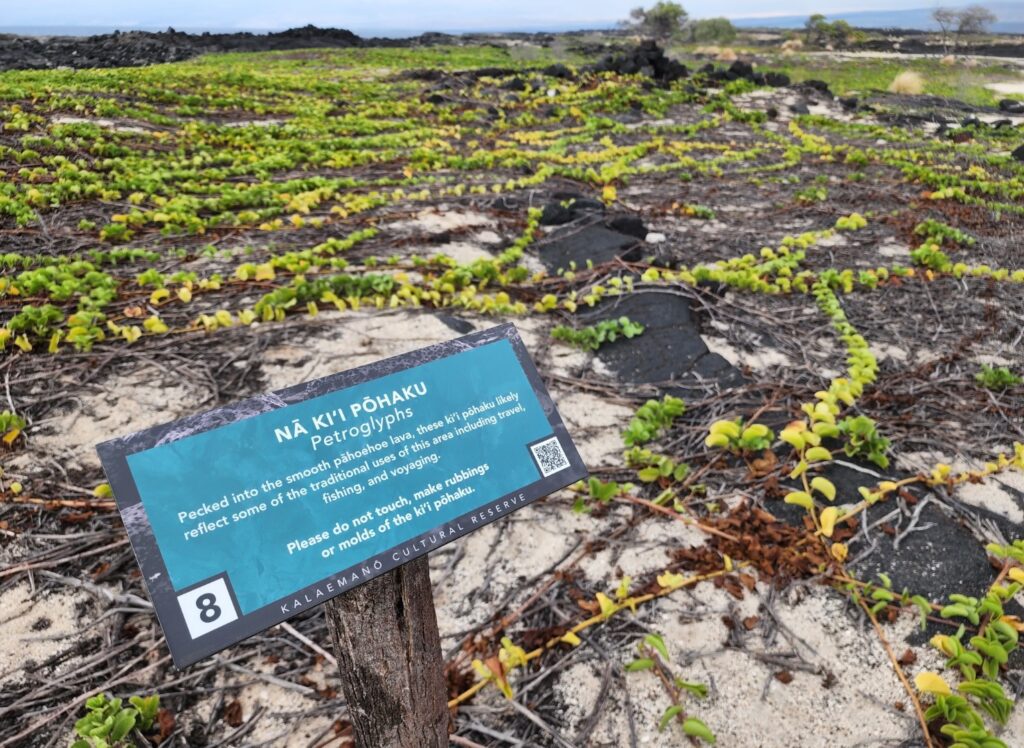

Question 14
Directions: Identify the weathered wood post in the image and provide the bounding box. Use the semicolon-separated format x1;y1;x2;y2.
323;556;449;748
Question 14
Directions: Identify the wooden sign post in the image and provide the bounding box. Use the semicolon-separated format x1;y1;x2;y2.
96;324;587;744
324;558;448;747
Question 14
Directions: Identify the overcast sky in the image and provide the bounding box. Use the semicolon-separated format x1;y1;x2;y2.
4;0;932;32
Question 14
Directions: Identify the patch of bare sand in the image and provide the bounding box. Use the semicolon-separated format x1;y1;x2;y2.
577;505;706;588
877;240;911;259
24;365;209;473
51;115;150;133
870;341;909;364
898;450;1024;524
258;310;591;386
702;335;794;371
202;662;337;747
550;584;959;747
387;206;495;236
0;583;87;685
550;391;632;469
432;501;593;642
986;82;1024;96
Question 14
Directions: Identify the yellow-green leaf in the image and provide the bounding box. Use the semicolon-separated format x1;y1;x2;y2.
741;424;770;441
682;717;716;744
780;428;805;451
143;316;169;334
805;446;832;462
810;477;836;502
784;491;814;511
499;637;529;669
704;433;730;449
616;575;632;601
819;506;839;537
657;571;686;590
709;420;741;439
914;671;952;696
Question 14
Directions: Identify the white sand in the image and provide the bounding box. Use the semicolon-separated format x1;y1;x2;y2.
23;365;207;473
877;240;911;259
986;82;1024;96
703;334;794;371
537;583;957;746
387;206;495;235
0;583;87;685
957;474;1024;525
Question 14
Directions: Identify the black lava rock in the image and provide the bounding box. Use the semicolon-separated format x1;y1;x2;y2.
1011;144;1024;162
839;96;859;110
729;60;754;79
802;79;832;96
789;102;811;115
538;194;605;226
999;98;1024;114
763;71;790;87
0;25;373;71
588;40;688;84
542;63;573;79
539;224;641;271
606;214;648;240
591;292;745;390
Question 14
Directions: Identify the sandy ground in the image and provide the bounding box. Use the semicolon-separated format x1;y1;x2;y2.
800;49;1024;72
987;81;1024;95
7;295;1020;746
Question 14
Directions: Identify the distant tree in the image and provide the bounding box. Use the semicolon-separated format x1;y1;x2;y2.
933;7;958;53
689;17;736;43
803;14;856;48
957;5;997;37
805;13;829;44
933;5;997;52
627;2;689;41
829;20;854;47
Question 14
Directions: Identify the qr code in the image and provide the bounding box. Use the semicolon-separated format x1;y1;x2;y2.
530;436;570;477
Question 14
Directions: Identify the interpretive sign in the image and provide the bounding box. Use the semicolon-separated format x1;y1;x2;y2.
97;323;587;667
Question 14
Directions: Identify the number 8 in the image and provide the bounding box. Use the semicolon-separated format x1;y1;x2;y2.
196;592;221;623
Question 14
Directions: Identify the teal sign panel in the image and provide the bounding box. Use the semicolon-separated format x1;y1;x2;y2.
98;323;587;667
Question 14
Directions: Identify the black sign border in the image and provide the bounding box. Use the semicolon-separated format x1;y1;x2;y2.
97;322;588;668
